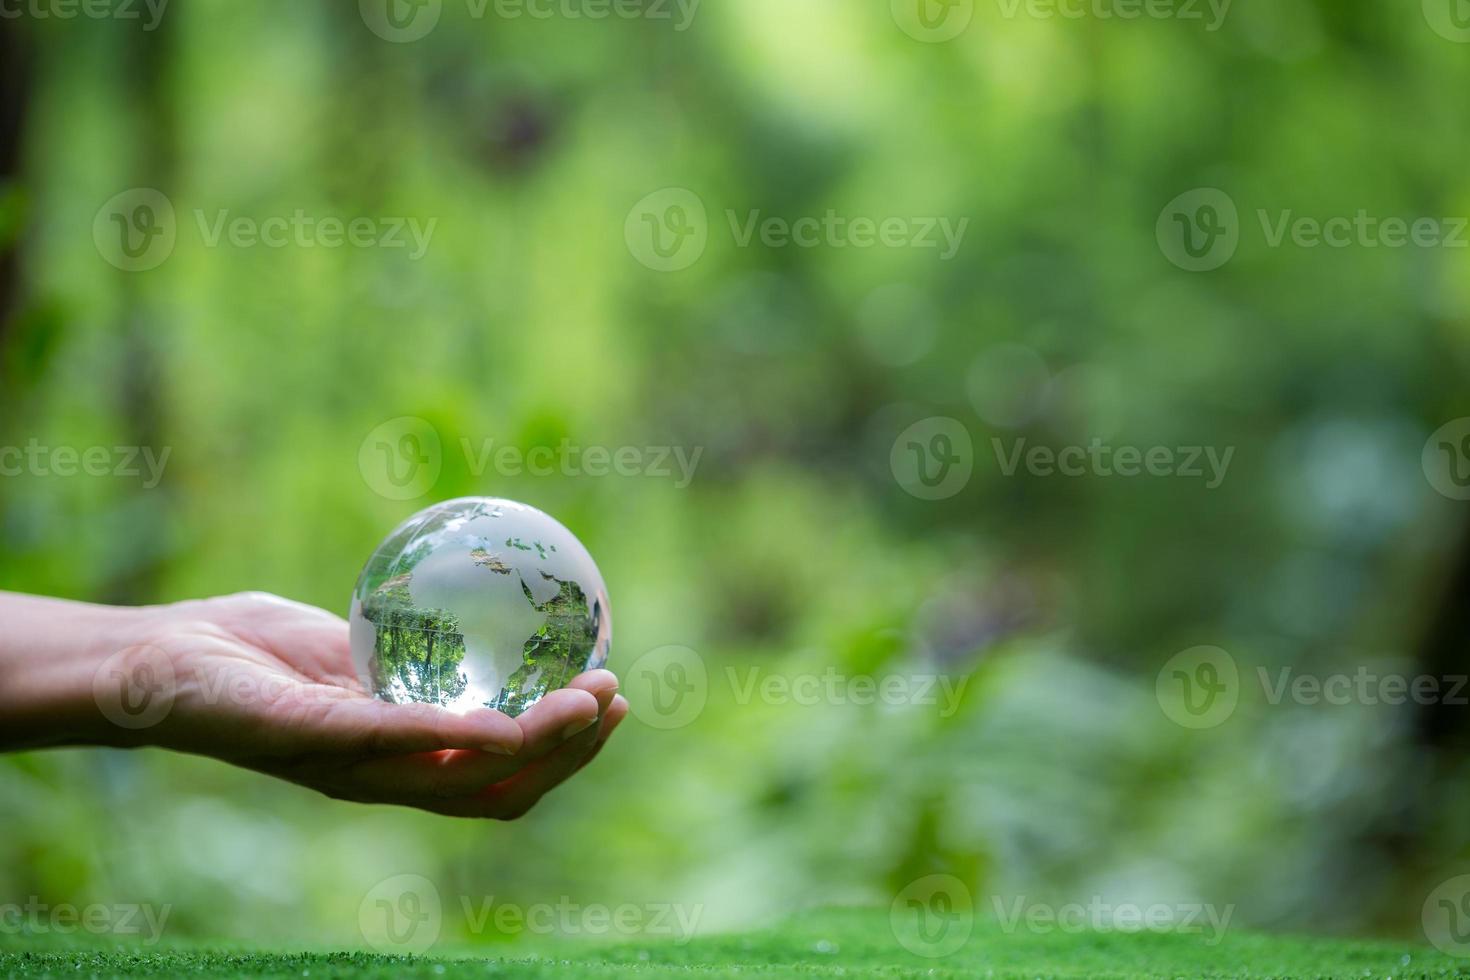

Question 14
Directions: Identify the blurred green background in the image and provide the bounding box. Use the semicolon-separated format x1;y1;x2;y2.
3;0;1470;952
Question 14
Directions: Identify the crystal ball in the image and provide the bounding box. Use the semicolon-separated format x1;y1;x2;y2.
349;498;611;717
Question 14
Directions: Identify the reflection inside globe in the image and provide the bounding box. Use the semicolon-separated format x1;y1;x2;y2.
348;498;611;717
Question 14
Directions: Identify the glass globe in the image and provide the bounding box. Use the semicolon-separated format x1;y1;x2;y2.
349;498;611;717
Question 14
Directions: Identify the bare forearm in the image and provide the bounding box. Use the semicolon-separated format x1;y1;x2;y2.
0;589;627;817
0;591;154;750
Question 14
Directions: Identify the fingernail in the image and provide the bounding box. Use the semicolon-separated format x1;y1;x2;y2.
483;743;517;756
561;716;598;740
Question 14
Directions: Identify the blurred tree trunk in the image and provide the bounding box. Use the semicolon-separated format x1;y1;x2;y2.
1413;519;1470;754
1360;518;1470;928
100;21;177;606
0;17;32;347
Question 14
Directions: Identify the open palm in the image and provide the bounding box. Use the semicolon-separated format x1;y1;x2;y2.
108;592;627;819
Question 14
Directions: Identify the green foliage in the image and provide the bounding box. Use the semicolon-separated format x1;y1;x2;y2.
1;0;1468;951
498;576;598;716
360;575;470;706
357;559;596;712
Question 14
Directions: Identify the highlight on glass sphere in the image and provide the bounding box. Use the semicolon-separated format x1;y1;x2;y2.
348;497;611;717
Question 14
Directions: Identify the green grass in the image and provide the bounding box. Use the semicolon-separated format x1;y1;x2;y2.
1;908;1464;979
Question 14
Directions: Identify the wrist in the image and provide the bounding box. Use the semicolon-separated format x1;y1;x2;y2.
0;593;164;751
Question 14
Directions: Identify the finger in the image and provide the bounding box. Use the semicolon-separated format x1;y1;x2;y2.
490;693;630;810
576;694;629;772
341;690;623;811
284;693;524;757
513;687;601;761
337;748;527;800
220;590;345;618
565;669;620;716
429;696;627;820
339;676;614;764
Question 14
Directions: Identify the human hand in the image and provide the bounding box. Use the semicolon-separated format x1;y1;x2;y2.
0;591;628;819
